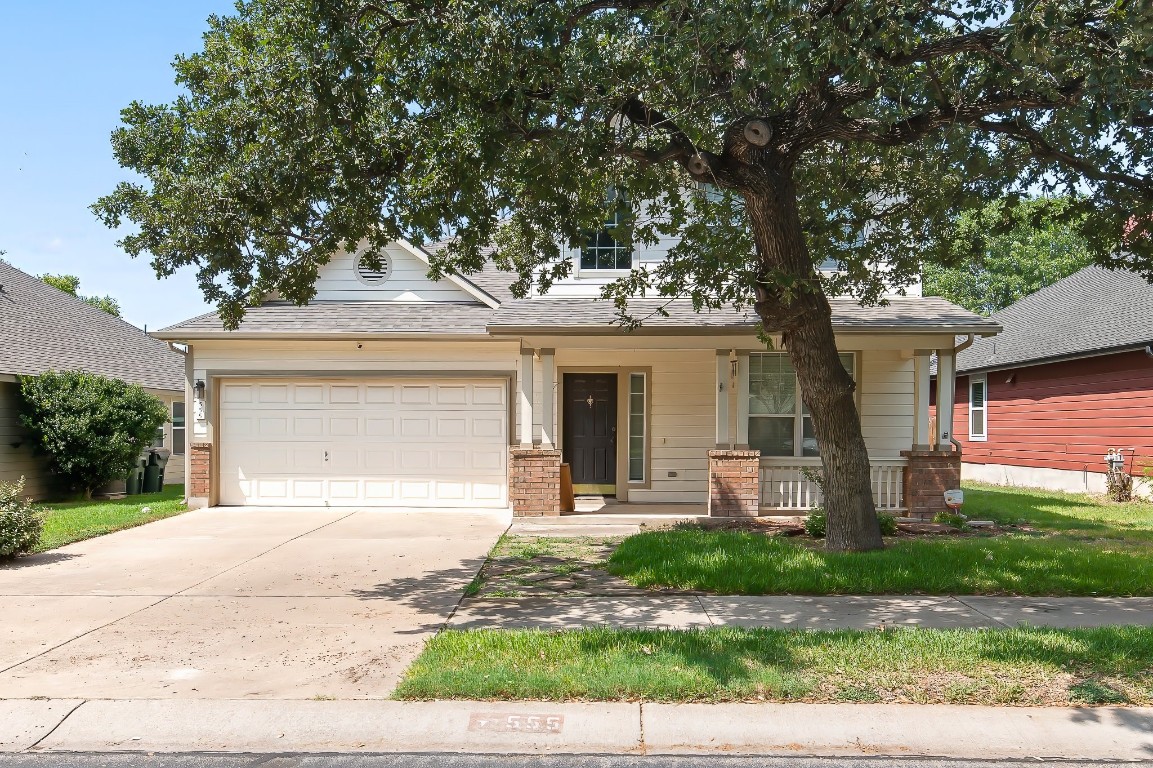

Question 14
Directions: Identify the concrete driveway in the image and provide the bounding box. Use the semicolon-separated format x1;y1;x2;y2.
0;507;508;699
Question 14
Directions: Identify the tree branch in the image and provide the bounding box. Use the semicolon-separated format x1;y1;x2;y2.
977;118;1153;195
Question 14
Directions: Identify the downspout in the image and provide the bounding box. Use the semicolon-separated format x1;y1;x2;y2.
948;334;976;455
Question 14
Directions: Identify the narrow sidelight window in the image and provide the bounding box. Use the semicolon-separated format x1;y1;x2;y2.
628;373;646;482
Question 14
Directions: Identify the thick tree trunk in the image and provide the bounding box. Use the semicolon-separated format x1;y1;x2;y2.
744;178;884;552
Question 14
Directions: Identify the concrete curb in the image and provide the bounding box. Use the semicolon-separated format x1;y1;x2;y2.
4;698;1152;759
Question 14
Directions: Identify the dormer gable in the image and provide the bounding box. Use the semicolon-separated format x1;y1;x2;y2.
310;241;499;306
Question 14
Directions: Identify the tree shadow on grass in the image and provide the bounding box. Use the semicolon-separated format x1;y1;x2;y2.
608;529;1153;596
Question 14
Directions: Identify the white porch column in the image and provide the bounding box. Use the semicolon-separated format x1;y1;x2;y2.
913;351;932;449
935;350;956;448
736;352;751;448
539;348;556;449
518;348;534;448
715;350;731;448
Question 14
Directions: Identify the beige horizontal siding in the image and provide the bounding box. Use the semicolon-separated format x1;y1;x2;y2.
858;349;915;455
0;381;51;499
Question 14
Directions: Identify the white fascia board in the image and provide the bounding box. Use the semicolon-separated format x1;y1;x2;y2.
397;239;501;309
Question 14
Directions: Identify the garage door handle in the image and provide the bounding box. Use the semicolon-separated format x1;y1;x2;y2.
324;451;330;462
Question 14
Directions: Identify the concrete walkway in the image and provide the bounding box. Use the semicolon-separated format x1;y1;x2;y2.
450;595;1153;630
2;698;1152;759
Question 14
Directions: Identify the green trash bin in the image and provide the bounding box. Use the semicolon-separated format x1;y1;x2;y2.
125;454;147;495
143;449;171;493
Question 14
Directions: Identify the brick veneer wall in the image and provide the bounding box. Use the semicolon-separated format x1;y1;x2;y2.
902;449;962;519
189;442;211;501
509;448;562;517
708;449;761;517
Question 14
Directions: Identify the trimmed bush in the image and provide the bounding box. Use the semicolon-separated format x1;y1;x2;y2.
877;513;899;536
804;508;827;538
0;478;44;558
934;511;969;529
17;370;169;498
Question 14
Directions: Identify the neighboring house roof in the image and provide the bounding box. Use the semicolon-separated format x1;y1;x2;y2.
488;297;1001;336
154;301;498;339
956;266;1153;374
0;260;184;391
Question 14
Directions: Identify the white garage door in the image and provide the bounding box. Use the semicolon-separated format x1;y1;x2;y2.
218;378;508;507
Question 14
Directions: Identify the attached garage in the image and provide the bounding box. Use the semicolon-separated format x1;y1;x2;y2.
217;378;509;507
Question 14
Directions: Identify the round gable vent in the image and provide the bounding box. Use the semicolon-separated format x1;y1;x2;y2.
355;253;393;286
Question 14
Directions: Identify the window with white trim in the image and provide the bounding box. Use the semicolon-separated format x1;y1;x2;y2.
627;373;646;482
580;188;632;270
171;401;186;455
748;353;855;457
968;376;988;441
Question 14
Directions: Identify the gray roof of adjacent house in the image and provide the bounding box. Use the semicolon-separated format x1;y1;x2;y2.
956;266;1153;374
0;260;184;391
488;296;1001;335
154;301;498;339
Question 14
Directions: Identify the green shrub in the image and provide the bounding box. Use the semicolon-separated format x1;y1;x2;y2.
877;513;899;536
804;508;827;538
17;370;169;498
934;511;969;529
0;478;44;558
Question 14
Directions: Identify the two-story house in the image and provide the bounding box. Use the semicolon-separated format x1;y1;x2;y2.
153;233;999;519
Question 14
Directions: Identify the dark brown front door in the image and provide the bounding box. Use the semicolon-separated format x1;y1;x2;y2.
563;373;617;493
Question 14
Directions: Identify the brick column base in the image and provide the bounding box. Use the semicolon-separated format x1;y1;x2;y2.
708;449;761;517
509;448;562;517
902;449;961;520
189;442;211;508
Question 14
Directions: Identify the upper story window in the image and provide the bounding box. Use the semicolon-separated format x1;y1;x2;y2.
748;352;856;457
580;189;632;271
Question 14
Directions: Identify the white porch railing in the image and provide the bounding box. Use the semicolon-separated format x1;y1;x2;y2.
759;457;908;512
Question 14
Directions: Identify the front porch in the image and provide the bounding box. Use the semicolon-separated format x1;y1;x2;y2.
507;339;964;520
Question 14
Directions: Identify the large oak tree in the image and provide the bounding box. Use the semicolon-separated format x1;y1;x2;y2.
95;0;1153;550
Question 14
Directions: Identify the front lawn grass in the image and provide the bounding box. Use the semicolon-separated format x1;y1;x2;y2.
394;626;1153;705
36;485;187;551
605;483;1153;596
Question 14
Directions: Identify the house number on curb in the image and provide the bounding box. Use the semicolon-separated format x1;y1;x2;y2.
468;713;564;734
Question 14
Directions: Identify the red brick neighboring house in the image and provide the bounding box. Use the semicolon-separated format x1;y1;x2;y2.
936;266;1153;496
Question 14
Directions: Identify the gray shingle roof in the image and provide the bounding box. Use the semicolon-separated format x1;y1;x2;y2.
0;260;184;391
154;301;497;338
488;297;1001;335
418;239;518;305
956;266;1153;373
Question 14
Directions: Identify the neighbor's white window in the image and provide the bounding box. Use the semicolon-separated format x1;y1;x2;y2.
748;352;855;457
969;376;988;441
171;401;186;455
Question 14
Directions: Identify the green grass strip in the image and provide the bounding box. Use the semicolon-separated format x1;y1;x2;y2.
606;530;1153;596
37;485;187;551
394;626;1153;705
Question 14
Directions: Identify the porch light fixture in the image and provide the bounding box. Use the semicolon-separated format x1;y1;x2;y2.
193;379;206;401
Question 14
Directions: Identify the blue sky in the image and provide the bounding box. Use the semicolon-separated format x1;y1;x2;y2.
0;2;237;330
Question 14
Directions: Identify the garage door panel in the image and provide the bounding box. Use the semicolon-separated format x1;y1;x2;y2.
219;378;508;507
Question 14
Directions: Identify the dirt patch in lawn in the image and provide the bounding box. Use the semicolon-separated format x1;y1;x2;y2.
469;535;703;598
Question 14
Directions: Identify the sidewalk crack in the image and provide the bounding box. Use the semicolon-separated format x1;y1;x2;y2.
25;699;86;752
696;595;716;626
952;595;1010;628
